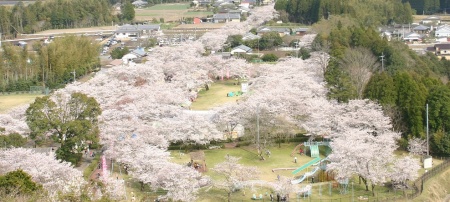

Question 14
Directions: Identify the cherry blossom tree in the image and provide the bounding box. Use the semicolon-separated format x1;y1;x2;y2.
212;155;260;202
408;138;427;156
0;105;29;135
327;100;402;196
390;155;420;189
0;148;86;200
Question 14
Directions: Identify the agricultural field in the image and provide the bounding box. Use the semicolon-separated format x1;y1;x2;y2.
0;94;40;113
135;3;213;22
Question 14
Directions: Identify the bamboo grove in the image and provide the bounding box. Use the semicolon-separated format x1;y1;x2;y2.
0;0;114;38
0;36;100;92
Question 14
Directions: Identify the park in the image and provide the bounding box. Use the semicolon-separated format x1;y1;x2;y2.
1;1;450;202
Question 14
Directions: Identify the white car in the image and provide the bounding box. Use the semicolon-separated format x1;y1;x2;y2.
130;38;138;42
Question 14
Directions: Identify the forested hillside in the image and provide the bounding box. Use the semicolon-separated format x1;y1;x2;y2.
0;0;114;38
275;0;413;25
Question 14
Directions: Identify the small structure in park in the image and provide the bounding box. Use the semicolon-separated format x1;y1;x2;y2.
189;151;207;172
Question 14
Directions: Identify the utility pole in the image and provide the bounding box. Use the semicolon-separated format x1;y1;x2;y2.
426;103;429;156
380;52;385;72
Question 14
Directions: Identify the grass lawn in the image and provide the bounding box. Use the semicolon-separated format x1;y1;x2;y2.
190;80;242;110
144;3;190;10
0;94;41;113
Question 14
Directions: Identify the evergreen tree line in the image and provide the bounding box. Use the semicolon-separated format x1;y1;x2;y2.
0;36;100;92
403;0;442;15
275;0;413;25
313;25;450;155
0;0;115;38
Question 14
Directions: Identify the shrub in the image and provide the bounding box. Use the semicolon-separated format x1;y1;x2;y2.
261;53;279;62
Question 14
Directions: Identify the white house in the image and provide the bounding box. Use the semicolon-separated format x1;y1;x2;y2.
435;25;450;38
231;45;252;55
132;0;148;8
115;24;161;39
122;53;138;64
242;32;261;41
403;32;422;42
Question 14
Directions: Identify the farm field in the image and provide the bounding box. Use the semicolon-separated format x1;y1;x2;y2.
135;3;213;22
0;94;40;113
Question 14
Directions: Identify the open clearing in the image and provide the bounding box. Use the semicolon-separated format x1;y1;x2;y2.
190;80;242;110
0;94;40;113
135;3;213;22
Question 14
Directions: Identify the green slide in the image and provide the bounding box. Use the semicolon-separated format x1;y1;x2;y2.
292;157;321;175
310;145;320;158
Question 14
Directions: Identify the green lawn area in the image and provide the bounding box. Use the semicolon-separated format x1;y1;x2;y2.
190;80;243;110
144;3;189;10
0;94;41;113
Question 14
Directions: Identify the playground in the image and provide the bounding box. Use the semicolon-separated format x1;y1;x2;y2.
168;142;421;201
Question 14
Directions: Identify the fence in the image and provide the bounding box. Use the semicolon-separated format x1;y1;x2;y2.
410;157;450;198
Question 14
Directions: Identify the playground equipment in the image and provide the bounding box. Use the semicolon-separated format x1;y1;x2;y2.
291;157;329;184
290;143;304;157
290;141;331;184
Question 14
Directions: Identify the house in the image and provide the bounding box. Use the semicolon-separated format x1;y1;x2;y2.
242;32;261;41
231;44;252;55
431;43;450;59
257;27;290;37
212;13;241;23
132;0;148;8
421;16;441;25
122;53;138;64
114;24;161;39
193;17;202;24
413;25;429;34
402;32;422;43
435;25;450;38
131;48;147;57
292;27;309;36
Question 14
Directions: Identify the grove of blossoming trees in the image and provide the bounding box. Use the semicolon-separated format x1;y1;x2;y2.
0;148;86;200
0;3;421;201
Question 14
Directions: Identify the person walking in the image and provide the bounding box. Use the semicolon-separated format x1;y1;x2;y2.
294;156;297;163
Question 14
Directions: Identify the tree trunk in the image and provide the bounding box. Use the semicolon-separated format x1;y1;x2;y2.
371;184;375;196
360;176;368;191
227;192;231;202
